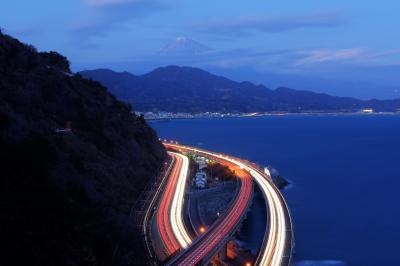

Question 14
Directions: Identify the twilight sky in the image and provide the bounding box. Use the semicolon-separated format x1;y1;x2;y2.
2;0;400;99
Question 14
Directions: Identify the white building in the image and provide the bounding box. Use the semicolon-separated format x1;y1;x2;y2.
195;156;208;170
362;108;374;113
195;171;207;189
264;167;271;177
195;156;207;170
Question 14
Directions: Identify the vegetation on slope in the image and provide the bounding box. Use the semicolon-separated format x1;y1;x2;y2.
0;32;166;266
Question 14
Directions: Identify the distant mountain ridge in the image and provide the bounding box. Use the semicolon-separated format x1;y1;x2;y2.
81;66;400;113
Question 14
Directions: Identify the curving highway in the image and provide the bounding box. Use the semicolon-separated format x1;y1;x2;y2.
155;152;192;256
166;166;252;266
169;152;192;249
164;143;293;266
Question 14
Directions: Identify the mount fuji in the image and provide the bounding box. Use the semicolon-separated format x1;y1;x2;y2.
159;37;212;55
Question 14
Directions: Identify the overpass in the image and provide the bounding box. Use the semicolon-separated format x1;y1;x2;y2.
164;142;294;266
149;147;252;265
165;166;253;265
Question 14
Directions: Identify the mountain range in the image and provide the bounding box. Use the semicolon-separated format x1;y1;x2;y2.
81;66;400;113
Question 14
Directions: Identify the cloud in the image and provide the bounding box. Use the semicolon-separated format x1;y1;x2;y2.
159;46;400;76
293;49;400;68
129;45;398;73
69;0;174;46
191;11;347;35
200;49;298;70
84;0;145;7
294;49;365;66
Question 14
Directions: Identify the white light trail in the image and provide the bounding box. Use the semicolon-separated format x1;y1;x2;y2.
169;152;192;248
166;144;288;266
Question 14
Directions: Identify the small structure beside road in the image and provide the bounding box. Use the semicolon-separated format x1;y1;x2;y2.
195;171;207;188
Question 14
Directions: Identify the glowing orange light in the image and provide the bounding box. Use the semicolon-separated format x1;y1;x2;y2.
199;226;206;233
245;263;252;266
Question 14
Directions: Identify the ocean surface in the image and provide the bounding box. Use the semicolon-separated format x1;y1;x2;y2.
151;115;400;266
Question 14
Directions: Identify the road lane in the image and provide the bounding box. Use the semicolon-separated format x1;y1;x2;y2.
175;176;252;266
169;152;192;248
165;145;253;266
156;154;182;254
165;143;292;266
155;152;192;256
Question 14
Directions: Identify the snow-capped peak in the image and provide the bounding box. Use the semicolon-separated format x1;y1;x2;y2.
159;37;211;55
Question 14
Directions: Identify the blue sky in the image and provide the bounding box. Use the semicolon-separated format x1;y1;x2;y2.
2;0;400;99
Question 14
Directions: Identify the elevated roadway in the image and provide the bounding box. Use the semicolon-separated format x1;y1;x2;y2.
166;170;252;266
152;152;193;258
164;143;293;266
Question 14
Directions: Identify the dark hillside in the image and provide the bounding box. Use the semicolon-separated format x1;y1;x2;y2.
0;32;166;265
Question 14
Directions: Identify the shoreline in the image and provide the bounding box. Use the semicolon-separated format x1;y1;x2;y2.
145;111;400;121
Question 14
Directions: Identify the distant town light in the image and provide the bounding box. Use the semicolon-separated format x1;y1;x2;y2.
362;108;374;113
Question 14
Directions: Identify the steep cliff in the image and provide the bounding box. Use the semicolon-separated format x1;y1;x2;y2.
0;32;166;265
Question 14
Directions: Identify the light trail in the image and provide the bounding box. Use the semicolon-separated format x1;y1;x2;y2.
154;152;192;256
142;156;175;259
165;143;291;266
156;154;182;254
176;175;252;265
169;152;192;248
164;144;253;266
249;168;286;265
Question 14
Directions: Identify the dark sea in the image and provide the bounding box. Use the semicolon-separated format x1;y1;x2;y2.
150;115;400;266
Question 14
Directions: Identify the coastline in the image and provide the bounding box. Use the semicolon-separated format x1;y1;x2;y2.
145;111;400;121
151;102;400;266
